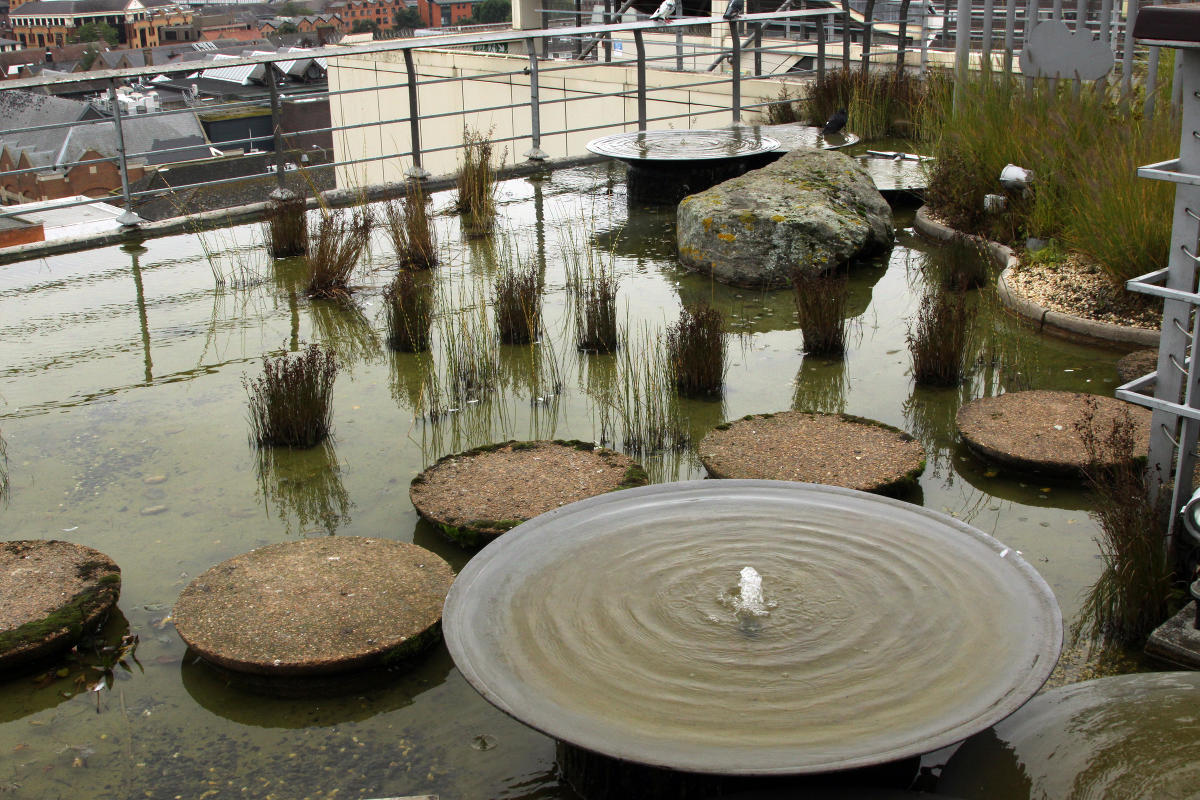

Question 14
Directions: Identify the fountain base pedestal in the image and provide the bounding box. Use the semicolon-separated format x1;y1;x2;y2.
556;742;920;800
624;154;779;204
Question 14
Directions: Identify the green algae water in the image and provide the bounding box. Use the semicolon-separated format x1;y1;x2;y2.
0;164;1153;798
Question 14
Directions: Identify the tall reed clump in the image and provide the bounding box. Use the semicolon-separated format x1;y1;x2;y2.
806;69;927;140
454;127;500;236
383;180;438;269
925;236;992;290
923;76;1176;284
907;285;975;386
764;82;802;124
383;269;433;352
792;267;850;356
0;427;8;506
561;222;620;353
493;258;542;344
666;302;725;396
244;343;339;448
1072;398;1175;646
306;208;372;299
263;195;309;259
605;326;690;455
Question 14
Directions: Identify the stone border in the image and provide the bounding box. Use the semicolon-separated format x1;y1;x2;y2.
913;206;1160;348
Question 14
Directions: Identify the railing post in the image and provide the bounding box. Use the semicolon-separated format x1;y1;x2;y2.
675;2;684;72
525;39;549;161
953;0;972;111
753;24;762;76
403;49;429;179
1003;0;1018;76
730;23;742;123
265;67;294;200
108;80;142;227
634;29;647;130
817;10;826;80
604;0;613;62
896;0;911;74
840;0;851;71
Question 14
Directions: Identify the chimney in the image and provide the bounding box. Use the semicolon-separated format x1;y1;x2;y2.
44;49;53;63
142;47;153;66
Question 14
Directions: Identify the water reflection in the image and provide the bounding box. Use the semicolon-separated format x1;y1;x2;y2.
181;645;454;724
792;355;848;415
0;609;132;724
254;441;352;536
309;298;382;372
124;242;154;384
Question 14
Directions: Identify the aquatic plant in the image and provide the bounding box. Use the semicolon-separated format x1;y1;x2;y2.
244;343;339;448
382;180;438;269
806;68;926;140
306;208;372;299
590;326;690;457
792;267;850;356
925;236;992;290
561;221;620;353
666;302;725;397
263;194;309;259
255;440;352;536
1072;398;1175;646
383;269;434;352
493;257;542;344
923;75;1175;283
439;283;501;406
907;284;975;386
764;83;802;124
454;126;500;236
0;427;8;507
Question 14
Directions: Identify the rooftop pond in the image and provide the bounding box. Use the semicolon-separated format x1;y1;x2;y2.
0;163;1149;799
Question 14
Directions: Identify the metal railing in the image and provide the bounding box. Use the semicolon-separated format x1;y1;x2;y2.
0;0;1166;231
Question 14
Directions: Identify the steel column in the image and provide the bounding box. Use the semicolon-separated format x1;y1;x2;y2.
634;30;647;130
525;40;548;161
403;49;429;179
108;80;142;227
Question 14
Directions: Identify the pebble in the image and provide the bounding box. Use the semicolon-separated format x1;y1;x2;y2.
140;505;168;516
143;475;167;485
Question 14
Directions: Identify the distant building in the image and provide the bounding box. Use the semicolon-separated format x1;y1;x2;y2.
10;0;194;50
325;0;408;29
411;0;481;28
258;12;342;37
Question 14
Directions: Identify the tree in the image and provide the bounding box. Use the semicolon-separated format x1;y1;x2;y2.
71;21;119;46
351;18;379;34
79;43;101;70
276;21;300;33
394;7;423;29
470;0;511;23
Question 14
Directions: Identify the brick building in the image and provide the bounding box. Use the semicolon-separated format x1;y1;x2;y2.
10;0;193;51
412;0;482;27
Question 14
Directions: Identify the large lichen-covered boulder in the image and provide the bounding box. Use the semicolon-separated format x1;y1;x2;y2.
676;148;893;288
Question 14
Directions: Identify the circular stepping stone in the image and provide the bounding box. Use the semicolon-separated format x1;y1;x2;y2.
0;540;121;670
698;411;925;495
1116;348;1157;384
410;440;649;548
173;537;453;676
955;390;1151;476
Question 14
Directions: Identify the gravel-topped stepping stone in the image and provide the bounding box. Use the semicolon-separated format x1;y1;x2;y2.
410;440;649;548
1117;348;1158;385
173;537;453;676
697;411;926;495
956;390;1151;476
0;540;121;670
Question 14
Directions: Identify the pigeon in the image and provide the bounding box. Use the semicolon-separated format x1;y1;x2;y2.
649;0;676;21
822;108;847;135
723;0;743;20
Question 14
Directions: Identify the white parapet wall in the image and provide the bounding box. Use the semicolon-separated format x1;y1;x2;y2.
327;43;805;185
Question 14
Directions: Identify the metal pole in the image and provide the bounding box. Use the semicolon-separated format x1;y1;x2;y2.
525;39;548;161
1024;0;1039;93
1003;0;1018;75
753;24;762;76
1146;46;1160;119
1121;0;1137;104
605;0;613;62
817;10;826;79
981;0;995;71
403;49;429;179
896;0;912;74
861;0;875;73
953;0;972;111
108;80;142;227
574;0;583;59
731;21;742;122
634;29;647;129
1146;47;1200;560
266;68;294;200
676;0;684;71
840;0;851;71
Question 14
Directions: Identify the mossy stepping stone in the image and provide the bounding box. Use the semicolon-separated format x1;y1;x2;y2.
410;440;649;548
0;540;121;670
956;390;1151;476
698;411;926;495
173;537;453;676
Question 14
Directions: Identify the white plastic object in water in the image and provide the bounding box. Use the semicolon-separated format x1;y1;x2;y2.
983;193;1008;213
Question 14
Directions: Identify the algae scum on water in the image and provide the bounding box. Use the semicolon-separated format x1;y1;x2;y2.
0;165;1142;799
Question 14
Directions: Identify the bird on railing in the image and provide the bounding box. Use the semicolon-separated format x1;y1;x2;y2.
822;108;847;136
649;0;676;21
723;0;743;20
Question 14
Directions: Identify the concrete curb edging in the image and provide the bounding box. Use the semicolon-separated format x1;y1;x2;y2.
913;206;1160;348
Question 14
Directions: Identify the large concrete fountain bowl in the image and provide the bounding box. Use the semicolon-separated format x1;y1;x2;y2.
443;480;1062;776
